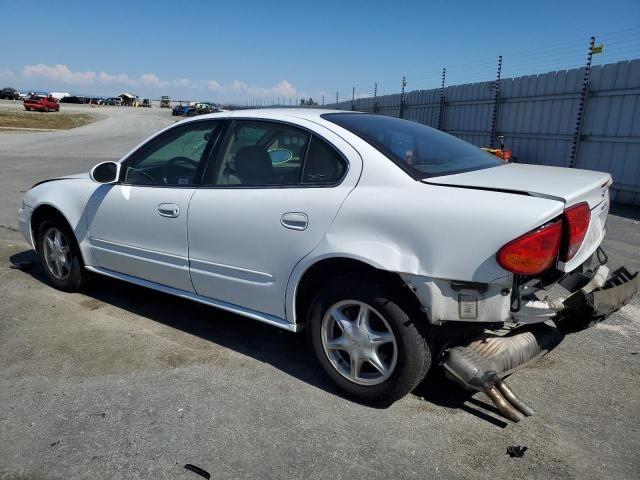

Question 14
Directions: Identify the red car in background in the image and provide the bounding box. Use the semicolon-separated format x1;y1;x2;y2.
24;95;60;112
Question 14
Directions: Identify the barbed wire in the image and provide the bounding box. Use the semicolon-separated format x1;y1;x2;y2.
326;26;640;103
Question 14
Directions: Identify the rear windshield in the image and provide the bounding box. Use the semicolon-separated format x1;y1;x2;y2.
323;113;501;179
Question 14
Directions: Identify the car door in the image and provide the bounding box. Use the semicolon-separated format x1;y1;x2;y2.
86;120;221;291
188;118;362;320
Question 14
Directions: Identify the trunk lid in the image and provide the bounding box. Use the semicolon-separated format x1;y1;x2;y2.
425;163;610;209
426;163;612;272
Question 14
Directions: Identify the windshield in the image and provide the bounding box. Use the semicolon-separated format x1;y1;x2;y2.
323;113;502;179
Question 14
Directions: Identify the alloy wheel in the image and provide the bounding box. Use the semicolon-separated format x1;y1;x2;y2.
321;300;398;386
42;227;72;280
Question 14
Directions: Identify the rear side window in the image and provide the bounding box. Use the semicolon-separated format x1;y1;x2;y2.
215;121;309;186
210;120;347;187
323;113;501;179
303;136;346;184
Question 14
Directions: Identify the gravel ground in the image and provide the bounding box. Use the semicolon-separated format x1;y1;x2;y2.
0;100;638;480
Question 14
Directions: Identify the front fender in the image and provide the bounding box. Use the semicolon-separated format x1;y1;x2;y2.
23;178;100;264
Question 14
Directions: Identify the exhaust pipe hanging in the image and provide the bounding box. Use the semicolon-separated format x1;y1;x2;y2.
496;379;535;417
442;324;562;421
484;384;525;422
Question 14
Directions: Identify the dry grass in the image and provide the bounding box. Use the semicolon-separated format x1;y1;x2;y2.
0;110;95;130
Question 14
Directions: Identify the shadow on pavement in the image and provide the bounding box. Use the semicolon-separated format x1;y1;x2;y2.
10;248;506;426
415;369;509;428
610;202;640;222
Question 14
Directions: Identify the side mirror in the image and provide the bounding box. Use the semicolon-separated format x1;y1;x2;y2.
90;161;121;184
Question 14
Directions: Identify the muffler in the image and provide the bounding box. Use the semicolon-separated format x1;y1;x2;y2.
443;323;563;422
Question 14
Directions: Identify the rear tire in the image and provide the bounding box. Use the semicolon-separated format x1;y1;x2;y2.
307;279;431;405
36;218;88;292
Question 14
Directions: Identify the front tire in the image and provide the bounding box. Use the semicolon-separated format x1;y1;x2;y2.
37;219;87;291
308;280;431;405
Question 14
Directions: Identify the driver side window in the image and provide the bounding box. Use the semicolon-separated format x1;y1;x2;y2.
123;121;219;186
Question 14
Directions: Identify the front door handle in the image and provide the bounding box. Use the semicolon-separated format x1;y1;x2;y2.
281;212;308;231
157;203;180;218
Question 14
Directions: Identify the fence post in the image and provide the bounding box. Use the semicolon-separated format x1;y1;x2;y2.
351;86;356;111
489;55;503;148
373;82;378;114
437;67;446;130
569;36;596;168
399;76;407;118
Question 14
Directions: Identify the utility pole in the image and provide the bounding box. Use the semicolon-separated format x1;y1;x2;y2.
489;56;502;148
437;68;446;130
399;76;407;118
569;36;597;168
373;82;378;114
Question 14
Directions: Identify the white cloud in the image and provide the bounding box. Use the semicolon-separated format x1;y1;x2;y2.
23;64;97;85
173;78;193;88
140;73;162;86
16;63;300;101
20;63;197;91
211;79;297;98
97;71;135;85
207;80;222;92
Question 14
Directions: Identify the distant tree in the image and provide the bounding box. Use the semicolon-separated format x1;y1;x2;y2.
307;97;317;106
300;98;306;106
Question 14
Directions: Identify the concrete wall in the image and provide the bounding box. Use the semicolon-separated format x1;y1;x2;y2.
330;59;640;205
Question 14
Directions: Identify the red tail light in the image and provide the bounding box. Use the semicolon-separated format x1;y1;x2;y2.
497;220;563;275
563;202;590;261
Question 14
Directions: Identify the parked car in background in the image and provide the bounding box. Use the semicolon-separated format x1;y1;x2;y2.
60;96;87;104
141;98;152;107
16;109;638;419
195;102;214;114
160;96;171;108
104;97;122;106
23;95;60;112
172;103;205;116
0;87;21;100
172;104;183;116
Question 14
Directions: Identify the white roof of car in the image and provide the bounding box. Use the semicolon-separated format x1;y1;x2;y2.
184;108;360;123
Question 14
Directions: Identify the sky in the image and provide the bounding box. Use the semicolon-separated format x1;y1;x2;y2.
1;0;639;103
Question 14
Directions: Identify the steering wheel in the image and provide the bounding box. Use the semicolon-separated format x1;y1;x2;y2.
162;156;199;184
127;167;157;184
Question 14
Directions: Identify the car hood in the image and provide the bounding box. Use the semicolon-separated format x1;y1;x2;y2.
424;163;611;208
32;172;90;188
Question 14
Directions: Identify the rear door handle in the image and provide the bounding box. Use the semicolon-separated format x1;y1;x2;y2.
281;212;308;231
157;203;180;218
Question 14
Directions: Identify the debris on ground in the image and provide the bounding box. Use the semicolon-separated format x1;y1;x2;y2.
184;464;210;479
506;446;528;458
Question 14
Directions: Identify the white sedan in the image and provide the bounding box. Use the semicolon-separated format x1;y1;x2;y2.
17;109;638;419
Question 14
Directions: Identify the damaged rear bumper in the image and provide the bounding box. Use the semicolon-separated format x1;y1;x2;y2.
514;264;639;326
442;264;638;422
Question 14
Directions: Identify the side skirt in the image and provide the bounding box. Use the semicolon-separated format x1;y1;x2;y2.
84;266;299;332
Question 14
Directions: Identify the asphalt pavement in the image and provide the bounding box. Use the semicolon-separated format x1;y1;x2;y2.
0;100;638;480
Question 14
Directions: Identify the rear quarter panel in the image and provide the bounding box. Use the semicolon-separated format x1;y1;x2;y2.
305;181;565;283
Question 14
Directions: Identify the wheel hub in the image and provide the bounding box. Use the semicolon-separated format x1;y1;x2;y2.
321;300;398;386
42;227;72;281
